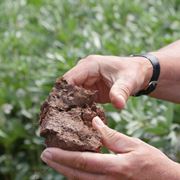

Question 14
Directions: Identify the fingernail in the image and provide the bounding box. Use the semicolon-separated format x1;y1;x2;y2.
116;95;126;108
41;150;52;162
94;116;105;127
118;95;125;102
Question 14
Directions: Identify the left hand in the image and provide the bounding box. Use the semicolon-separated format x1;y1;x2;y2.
41;117;180;180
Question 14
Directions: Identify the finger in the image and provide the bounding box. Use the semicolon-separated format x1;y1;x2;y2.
63;63;88;85
41;157;106;180
109;77;134;109
63;61;100;87
93;116;140;153
41;148;119;174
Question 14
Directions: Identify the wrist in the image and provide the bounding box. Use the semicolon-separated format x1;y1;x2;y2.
150;51;165;81
131;56;153;91
148;51;165;95
131;53;161;96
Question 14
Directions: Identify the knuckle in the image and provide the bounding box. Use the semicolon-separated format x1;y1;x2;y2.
107;161;132;178
74;153;87;170
119;85;131;98
131;137;143;146
77;58;86;64
86;55;97;61
77;55;97;64
105;164;121;176
68;171;81;180
118;161;132;178
105;128;119;141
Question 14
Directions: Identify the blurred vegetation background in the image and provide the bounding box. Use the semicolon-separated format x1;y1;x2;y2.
0;0;180;179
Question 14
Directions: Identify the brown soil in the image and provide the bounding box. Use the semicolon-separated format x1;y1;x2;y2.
39;78;106;152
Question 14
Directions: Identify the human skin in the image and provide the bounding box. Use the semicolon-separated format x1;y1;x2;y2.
41;117;180;180
41;40;180;179
64;40;180;108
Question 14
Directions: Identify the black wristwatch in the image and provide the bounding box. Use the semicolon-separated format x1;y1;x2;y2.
132;54;160;96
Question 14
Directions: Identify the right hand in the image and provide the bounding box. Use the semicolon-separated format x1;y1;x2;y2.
41;116;180;180
64;55;153;109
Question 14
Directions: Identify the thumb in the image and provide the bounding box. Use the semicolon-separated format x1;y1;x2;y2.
109;78;134;109
92;116;137;153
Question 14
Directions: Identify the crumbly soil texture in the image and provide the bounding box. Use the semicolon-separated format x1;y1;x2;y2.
39;78;106;152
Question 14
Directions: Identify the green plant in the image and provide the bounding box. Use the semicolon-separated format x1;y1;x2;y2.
0;0;180;179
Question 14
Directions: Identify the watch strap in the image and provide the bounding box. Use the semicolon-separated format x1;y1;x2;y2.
132;54;160;96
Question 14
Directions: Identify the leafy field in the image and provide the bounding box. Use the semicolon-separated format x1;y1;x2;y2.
0;0;180;179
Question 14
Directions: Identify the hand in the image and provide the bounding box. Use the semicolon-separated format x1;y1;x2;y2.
63;55;153;109
41;117;180;180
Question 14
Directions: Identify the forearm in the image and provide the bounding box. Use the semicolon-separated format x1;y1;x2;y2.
150;40;180;103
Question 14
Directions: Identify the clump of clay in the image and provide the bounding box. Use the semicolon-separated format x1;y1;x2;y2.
39;78;106;152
